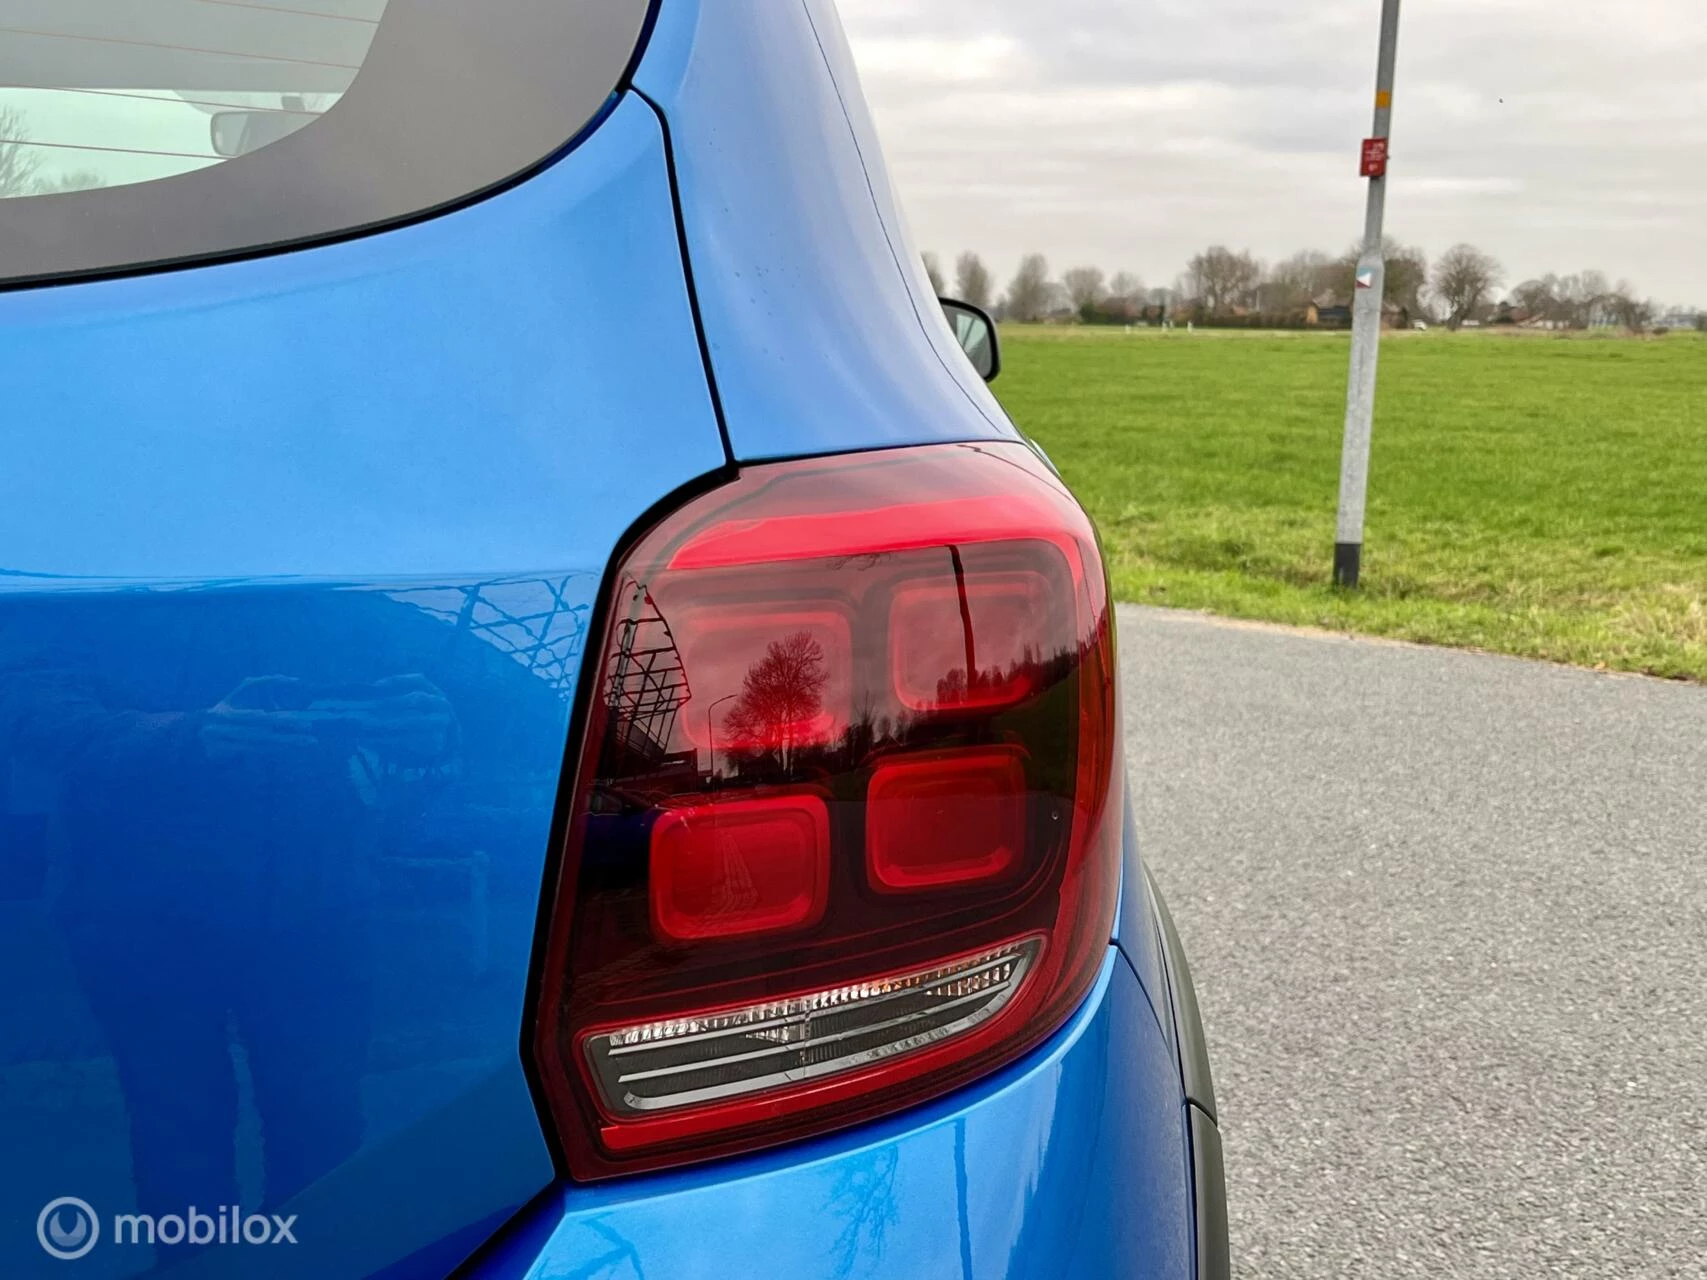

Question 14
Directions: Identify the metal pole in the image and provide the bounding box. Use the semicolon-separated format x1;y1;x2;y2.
705;692;740;780
1334;0;1402;589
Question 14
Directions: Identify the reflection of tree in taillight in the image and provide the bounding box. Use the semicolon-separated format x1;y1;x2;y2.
531;442;1121;1180
720;630;828;772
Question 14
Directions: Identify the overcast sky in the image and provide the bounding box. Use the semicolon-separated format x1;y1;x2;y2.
838;0;1707;307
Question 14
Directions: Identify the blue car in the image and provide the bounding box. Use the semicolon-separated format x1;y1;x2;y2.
0;1;1225;1276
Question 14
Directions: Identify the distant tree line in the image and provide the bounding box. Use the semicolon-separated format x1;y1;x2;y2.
926;242;1700;335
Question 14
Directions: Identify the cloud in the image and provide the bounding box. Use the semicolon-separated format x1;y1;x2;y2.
837;0;1707;303
849;34;1021;84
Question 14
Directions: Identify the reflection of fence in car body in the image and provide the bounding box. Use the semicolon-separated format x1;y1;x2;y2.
389;574;593;702
383;574;597;976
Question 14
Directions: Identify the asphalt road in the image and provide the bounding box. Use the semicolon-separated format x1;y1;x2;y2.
1120;604;1707;1279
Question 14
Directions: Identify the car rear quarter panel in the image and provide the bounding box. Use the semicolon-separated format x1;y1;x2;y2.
632;0;1022;462
0;95;725;1278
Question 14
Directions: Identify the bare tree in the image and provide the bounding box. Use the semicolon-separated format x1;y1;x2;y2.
1605;281;1655;333
0;109;106;198
1529;271;1609;328
1100;271;1145;321
0;106;43;197
1258;250;1334;314
1061;266;1107;320
1184;246;1262;317
722;631;829;772
954;251;993;309
1004;254;1053;322
1108;271;1144;302
1512;271;1632;329
1510;275;1562;324
921;252;946;296
1572;271;1614;327
1430;244;1504;330
1556;273;1597;328
1264;252;1316;307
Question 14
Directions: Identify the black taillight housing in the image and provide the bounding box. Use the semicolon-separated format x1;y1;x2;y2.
533;442;1121;1178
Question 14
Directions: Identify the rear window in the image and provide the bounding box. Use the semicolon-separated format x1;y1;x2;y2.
0;0;652;286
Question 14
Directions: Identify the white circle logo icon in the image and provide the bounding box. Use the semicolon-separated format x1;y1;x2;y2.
37;1197;99;1261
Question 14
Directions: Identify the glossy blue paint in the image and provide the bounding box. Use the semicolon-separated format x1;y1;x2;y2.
0;103;722;583
0;95;726;1277
469;950;1193;1280
1116;802;1173;1050
633;0;1022;463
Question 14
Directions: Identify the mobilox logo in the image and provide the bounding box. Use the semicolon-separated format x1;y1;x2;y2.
36;1198;298;1260
36;1198;98;1262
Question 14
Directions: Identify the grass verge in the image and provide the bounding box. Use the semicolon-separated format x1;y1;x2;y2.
994;326;1707;679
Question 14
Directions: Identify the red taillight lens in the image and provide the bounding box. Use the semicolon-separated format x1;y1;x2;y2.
866;748;1027;892
533;442;1120;1179
649;794;831;942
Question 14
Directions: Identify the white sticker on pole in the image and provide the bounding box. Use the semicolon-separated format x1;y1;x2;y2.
1355;267;1376;291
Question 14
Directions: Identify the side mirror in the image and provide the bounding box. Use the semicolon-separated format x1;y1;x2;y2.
938;298;1001;382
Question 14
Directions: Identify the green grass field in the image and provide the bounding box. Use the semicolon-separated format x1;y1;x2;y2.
994;326;1707;680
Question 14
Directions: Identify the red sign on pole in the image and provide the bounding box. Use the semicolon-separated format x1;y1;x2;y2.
1360;137;1389;178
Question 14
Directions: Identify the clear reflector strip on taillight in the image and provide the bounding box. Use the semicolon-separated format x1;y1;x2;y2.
585;938;1040;1115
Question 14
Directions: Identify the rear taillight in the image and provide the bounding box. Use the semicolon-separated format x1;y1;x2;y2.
533;442;1120;1178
